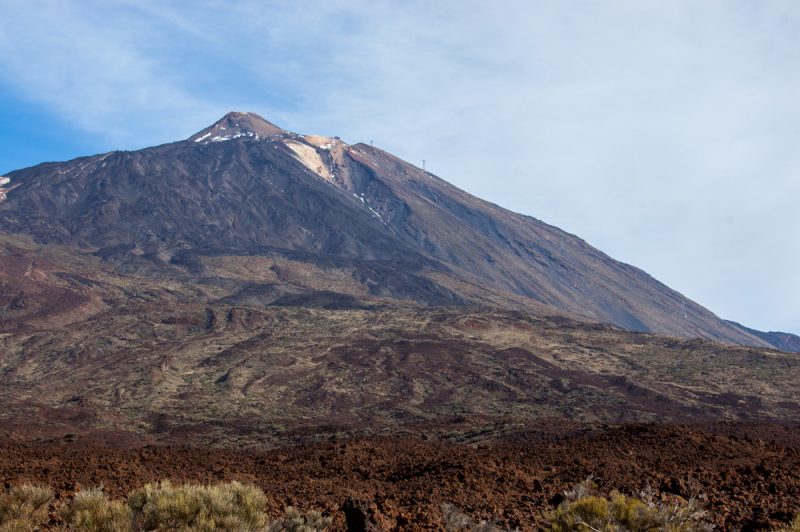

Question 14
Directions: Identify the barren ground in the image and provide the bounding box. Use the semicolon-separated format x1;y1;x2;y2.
2;422;799;530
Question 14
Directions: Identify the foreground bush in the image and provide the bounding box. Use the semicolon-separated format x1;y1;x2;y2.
0;483;52;531
546;480;712;531
63;487;132;532
4;477;795;531
127;480;268;531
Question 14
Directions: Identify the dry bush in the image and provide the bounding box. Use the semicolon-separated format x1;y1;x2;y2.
774;515;800;532
0;483;52;531
127;480;268;531
546;479;712;531
267;506;333;531
63;487;132;532
441;502;506;531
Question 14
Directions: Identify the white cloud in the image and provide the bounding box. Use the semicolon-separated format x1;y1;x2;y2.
0;0;797;332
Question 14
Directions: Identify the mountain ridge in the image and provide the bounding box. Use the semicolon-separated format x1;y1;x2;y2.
0;112;787;349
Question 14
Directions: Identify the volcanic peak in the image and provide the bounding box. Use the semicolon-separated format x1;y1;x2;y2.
189;111;285;144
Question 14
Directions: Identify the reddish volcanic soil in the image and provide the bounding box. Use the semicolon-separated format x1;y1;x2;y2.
2;422;799;530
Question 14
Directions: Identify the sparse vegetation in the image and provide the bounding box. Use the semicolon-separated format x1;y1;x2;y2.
127;480;268;531
0;483;52;531
1;477;796;531
546;480;712;531
441;502;505;531
266;506;332;531
64;487;132;531
775;515;800;532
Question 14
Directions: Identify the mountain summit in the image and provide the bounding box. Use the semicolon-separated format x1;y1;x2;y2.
0;112;791;349
189;111;285;143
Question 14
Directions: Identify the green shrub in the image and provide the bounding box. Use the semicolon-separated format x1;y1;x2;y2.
546;480;711;531
127;480;268;531
63;487;132;531
267;506;333;531
0;483;52;530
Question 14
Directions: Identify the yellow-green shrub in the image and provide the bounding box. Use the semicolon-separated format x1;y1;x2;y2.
546;480;711;531
0;483;52;531
127;480;267;531
63;487;132;532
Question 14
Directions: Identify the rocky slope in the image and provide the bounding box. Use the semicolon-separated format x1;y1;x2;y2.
2;231;797;446
2;297;799;447
0;112;775;347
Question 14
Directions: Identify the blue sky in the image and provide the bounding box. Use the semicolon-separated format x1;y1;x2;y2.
1;0;798;334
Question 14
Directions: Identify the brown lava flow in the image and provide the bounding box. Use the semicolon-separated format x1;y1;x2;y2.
1;422;799;531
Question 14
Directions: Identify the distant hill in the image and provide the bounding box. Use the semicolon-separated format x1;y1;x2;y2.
727;321;800;353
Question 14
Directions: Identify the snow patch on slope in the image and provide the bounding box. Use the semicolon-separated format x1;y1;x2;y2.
0;176;10;203
352;192;386;224
200;131;262;143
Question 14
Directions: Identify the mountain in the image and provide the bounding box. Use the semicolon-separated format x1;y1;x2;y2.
1;111;799;446
0;112;777;347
